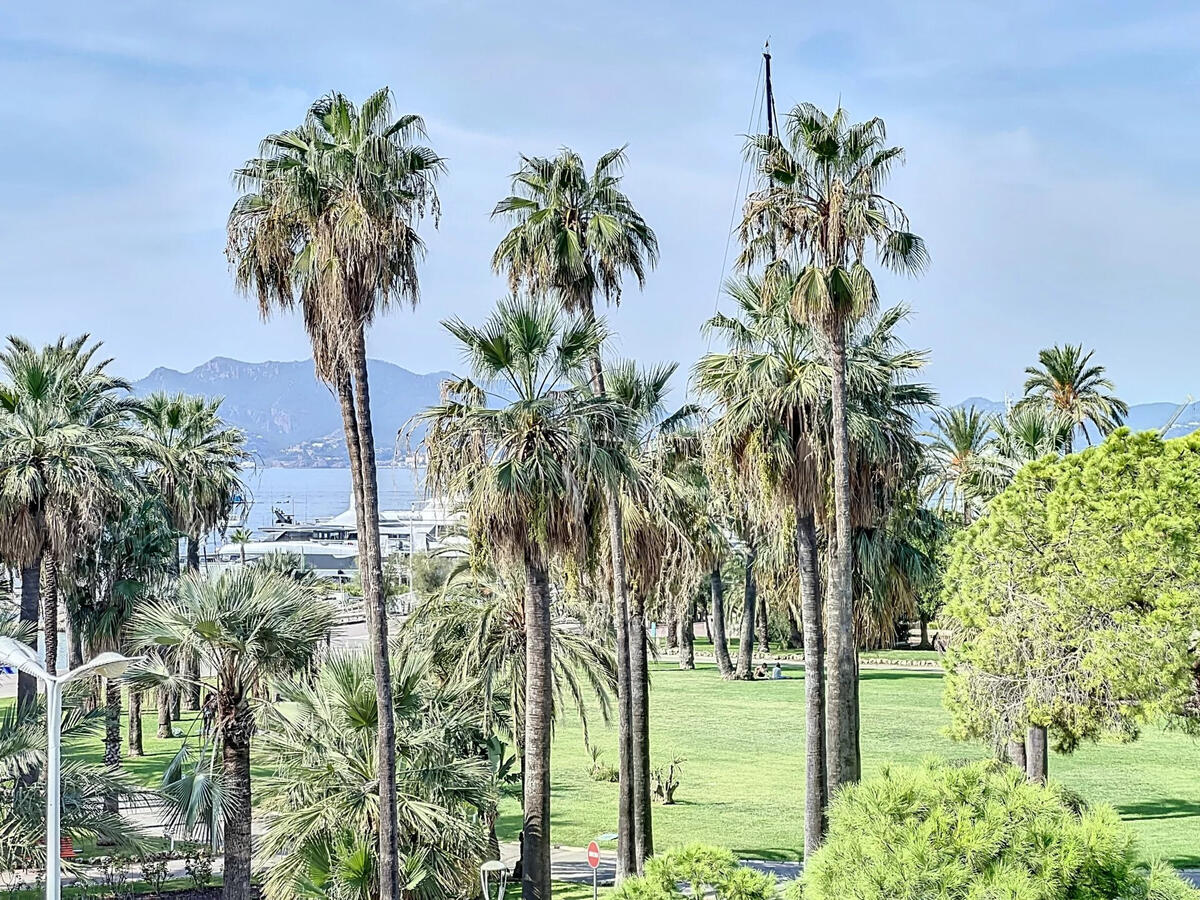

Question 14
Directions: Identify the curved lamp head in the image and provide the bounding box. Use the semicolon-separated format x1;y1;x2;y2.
65;652;141;683
0;635;46;681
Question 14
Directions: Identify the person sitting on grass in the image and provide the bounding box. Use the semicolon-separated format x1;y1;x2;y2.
772;661;783;680
754;662;768;680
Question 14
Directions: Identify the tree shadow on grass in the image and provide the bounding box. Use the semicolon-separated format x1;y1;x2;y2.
1116;798;1200;822
730;847;802;863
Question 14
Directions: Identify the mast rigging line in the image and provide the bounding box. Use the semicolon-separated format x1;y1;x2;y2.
708;48;768;324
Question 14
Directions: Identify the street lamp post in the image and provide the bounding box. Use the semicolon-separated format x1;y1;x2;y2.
0;637;139;900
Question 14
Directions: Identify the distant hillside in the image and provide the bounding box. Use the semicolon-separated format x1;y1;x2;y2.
133;357;452;466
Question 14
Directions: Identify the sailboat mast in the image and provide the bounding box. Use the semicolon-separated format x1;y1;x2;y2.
764;41;777;138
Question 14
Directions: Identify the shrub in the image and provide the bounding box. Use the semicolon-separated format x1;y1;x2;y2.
184;847;214;889
612;844;776;900
800;758;1200;900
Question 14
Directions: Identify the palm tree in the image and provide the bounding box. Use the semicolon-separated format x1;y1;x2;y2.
0;695;150;870
418;297;632;900
137;392;248;713
256;651;492;900
131;569;333;900
492;147;658;877
230;528;252;565
739;104;927;791
1020;344;1128;451
228;87;443;900
924;406;995;525
0;335;138;711
409;563;618;761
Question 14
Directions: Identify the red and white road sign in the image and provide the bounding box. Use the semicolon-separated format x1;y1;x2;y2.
586;841;601;869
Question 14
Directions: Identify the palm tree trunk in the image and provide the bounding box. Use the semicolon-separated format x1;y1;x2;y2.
66;609;84;671
522;550;553;900
221;699;254;900
709;567;733;678
786;606;803;650
608;502;637;881
1007;735;1027;772
1025;725;1048;784
825;327;859;789
665;608;678;650
156;687;172;739
628;591;653;869
186;536;202;710
796;508;827;857
756;587;770;654
128;689;144;757
17;556;41;713
678;598;695;671
43;556;58;676
918;614;932;651
734;543;757;679
347;333;400;900
103;678;121;815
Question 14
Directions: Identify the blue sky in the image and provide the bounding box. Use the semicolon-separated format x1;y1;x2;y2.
2;1;1198;404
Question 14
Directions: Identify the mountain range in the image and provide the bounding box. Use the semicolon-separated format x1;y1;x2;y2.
133;357;453;466
133;358;1200;466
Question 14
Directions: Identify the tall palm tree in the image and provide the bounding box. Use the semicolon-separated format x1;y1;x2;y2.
739;104;927;790
1020;344;1128;451
131;568;333;900
228;87;443;900
0;335;138;710
137;392;248;713
492;147;658;876
230;528;252;564
924;406;995;525
418;297;632;900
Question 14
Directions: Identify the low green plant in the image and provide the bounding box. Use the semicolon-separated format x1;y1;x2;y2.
611;844;776;900
138;852;169;896
183;848;213;889
651;756;686;805
799;758;1200;900
587;745;619;783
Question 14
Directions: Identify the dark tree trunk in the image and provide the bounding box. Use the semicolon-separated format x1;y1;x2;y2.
103;678;121;815
608;501;637;881
709;567;734;678
786;605;803;650
825;328;859;789
1026;725;1048;784
734;543;757;680
581;305;640;879
17;557;41;714
918;615;932;651
221;700;254;900
1007;735;1027;772
156;687;173;739
628;592;653;869
665;608;678;651
186;536;203;711
678;598;695;671
43;556;58;676
347;335;400;900
128;690;144;757
66;609;84;671
171;676;182;721
522;552;553;900
797;509;827;857
756;585;770;653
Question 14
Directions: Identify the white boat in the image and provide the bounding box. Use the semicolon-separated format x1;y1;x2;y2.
211;498;464;578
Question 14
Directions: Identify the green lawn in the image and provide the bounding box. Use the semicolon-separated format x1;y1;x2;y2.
498;662;1200;867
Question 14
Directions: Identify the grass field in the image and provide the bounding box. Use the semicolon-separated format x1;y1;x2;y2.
496;662;1200;866
12;661;1200;868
